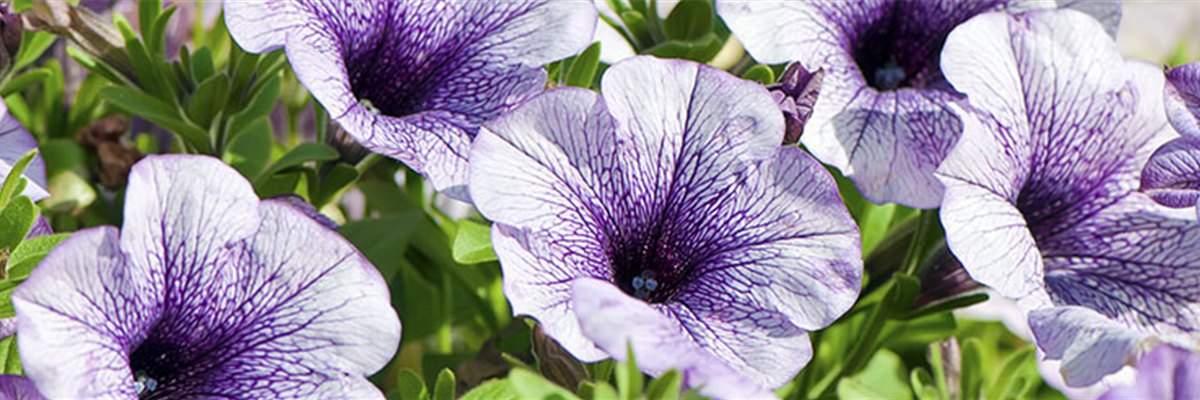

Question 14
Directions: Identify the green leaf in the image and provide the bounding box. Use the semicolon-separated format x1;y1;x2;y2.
897;292;989;321
223;118;273;179
960;339;985;400
992;346;1036;399
191;47;216;84
645;370;682;400
434;368;456;400
0;335;20;374
10;0;30;13
2;68;51;97
461;379;521;400
859;203;898;256
226;75;281;146
313;163;361;209
395;369;430;400
509;369;580;400
452;219;497;265
14;31;56;72
0;149;37;208
6;233;70;279
0;196;36;251
837;349;912;400
99;85;209;152
741;65;775;85
578;381;618;400
124;36;177;104
138;0;163;42
644;33;722;62
566;42;601;88
148;6;179;56
254;142;339;186
616;347;643;400
186;73;230;128
338;212;424;282
910;368;938;400
663;0;713;41
619;10;654;47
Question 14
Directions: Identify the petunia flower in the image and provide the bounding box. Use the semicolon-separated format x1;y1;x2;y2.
0;101;47;201
1100;344;1200;399
1142;63;1200;218
717;0;1119;208
469;56;861;395
936;9;1198;387
225;0;597;201
0;375;44;400
12;155;401;398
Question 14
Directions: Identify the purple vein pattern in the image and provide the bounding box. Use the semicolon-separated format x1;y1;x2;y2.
1100;344;1200;400
1142;63;1200;218
224;0;596;201
0;375;45;400
0;99;47;201
11;155;401;399
469;56;861;396
936;9;1200;387
717;0;1119;209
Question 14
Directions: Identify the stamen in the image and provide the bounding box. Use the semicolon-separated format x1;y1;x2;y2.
134;370;158;395
874;58;906;91
631;270;658;300
359;99;382;116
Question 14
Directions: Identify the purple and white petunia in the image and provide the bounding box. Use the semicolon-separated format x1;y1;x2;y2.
470;56;861;396
0;100;47;202
1142;63;1200;218
225;0;596;201
936;9;1199;387
11;155;401;398
1100;344;1200;399
717;0;1119;208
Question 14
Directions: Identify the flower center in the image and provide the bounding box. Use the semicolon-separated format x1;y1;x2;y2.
610;229;692;304
133;370;159;397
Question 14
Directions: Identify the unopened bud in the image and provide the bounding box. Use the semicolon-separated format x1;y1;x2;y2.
767;63;823;145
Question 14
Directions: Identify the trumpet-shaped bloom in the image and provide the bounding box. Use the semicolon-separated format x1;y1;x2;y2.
225;0;596;201
1100;344;1200;400
470;56;861;396
1142;63;1200;217
0;100;47;201
937;10;1198;387
12;155;401;398
718;0;1118;208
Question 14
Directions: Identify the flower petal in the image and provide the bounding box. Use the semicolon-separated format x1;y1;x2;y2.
1165;63;1200;138
13;227;158;399
939;10;1174;300
0;103;48;201
0;375;47;400
600;56;783;217
229;1;595;201
1100;344;1200;400
1038;195;1200;339
169;200;399;397
472;88;625;361
1141;136;1200;208
118;155;261;342
1029;306;1151;387
223;0;301;53
572;278;775;400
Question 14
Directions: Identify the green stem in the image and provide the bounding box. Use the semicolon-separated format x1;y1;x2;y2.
436;269;453;353
901;210;938;276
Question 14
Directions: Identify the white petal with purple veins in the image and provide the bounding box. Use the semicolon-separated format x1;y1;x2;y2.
0;375;46;400
14;156;400;398
13;227;156;398
226;0;596;201
1142;137;1200;208
1029;306;1151;387
1165;63;1200;138
471;56;860;391
572;279;775;400
1100;344;1200;399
